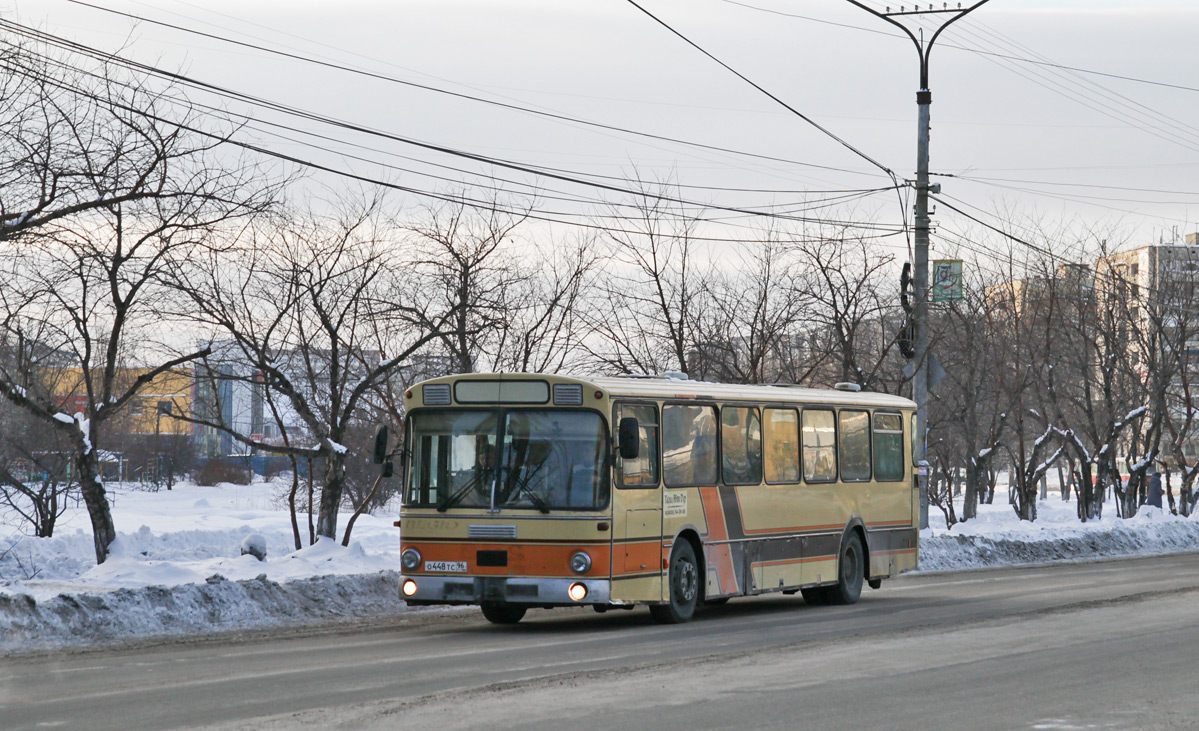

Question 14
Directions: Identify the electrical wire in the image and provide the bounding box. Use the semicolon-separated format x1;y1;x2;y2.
0;19;906;233
622;0;899;180
0;47;914;244
721;0;1199;97
63;0;884;183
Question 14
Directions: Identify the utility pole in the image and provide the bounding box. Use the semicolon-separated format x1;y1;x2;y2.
845;0;990;529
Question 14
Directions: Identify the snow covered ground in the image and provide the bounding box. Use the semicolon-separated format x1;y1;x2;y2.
920;497;1199;571
0;480;412;652
2;479;1198;653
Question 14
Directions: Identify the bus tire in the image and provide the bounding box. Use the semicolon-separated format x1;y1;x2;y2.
481;602;526;625
827;532;865;606
650;540;699;624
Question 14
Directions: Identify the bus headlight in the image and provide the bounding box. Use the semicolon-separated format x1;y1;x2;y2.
568;582;588;601
402;579;418;597
570;551;592;574
401;548;422;571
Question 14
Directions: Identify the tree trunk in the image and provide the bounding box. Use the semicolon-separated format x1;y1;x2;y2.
76;449;117;564
963;457;986;522
307;457;315;545
316;451;347;540
287;454;302;550
342;472;385;547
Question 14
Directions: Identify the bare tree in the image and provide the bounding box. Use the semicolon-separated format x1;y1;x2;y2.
0;348;75;538
789;230;904;392
0;41;279;563
586;183;705;376
688;237;804;384
407;198;530;373
928;260;1023;521
409;199;596;375
172;197;454;542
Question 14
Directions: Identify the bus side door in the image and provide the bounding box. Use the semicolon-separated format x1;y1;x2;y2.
612;402;663;601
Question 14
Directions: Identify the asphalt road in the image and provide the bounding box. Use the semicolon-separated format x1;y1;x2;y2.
3;553;1199;730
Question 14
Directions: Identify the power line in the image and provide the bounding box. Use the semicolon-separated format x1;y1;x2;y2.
721;0;1199;97
0;19;904;233
0;39;911;244
946;17;1199;156
621;0;898;180
63;0;883;183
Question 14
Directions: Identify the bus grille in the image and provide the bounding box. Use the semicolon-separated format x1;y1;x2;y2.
469;524;517;539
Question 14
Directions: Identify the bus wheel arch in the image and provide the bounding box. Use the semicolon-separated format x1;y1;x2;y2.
651;535;701;624
667;527;707;601
839;518;870;578
829;524;866;606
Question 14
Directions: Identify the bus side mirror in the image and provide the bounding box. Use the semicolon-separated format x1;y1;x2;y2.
373;425;390;464
618;417;640;460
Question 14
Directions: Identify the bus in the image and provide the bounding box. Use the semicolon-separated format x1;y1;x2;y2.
398;372;918;624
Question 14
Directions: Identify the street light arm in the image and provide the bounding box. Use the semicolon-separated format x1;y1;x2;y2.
844;0;993;88
842;0;923;60
924;0;993;84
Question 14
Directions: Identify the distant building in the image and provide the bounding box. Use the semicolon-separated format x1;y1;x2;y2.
1096;237;1199;462
49;367;193;437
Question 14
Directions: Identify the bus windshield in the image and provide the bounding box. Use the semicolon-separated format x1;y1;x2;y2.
406;410;609;511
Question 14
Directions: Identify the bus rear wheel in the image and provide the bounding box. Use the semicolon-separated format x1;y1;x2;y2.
481;602;526;625
827;532;865;606
650;540;699;624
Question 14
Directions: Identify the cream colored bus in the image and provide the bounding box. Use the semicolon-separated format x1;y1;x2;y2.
398;372;918;624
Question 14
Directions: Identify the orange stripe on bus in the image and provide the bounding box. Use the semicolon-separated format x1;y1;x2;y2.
700;486;739;595
401;541;612;577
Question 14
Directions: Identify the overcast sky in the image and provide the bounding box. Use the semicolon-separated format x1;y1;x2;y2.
11;0;1199;266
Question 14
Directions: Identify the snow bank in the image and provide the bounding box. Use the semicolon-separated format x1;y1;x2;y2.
0;482;401;599
919;500;1199;572
0;571;409;653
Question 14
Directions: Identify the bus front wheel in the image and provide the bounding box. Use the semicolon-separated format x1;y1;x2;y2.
650;540;699;624
481;602;526;625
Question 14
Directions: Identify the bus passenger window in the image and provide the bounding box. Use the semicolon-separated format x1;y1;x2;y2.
839;410;871;481
802;410;837;483
873;413;905;482
618;404;659;487
721;406;762;485
764;408;800;484
663;404;718;486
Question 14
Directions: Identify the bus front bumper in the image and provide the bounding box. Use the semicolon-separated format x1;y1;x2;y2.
400;575;612;606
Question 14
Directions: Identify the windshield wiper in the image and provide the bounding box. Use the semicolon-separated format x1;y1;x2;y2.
511;481;551;514
437;472;487;512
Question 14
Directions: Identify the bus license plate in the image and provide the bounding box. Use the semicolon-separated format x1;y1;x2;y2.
424;561;467;572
